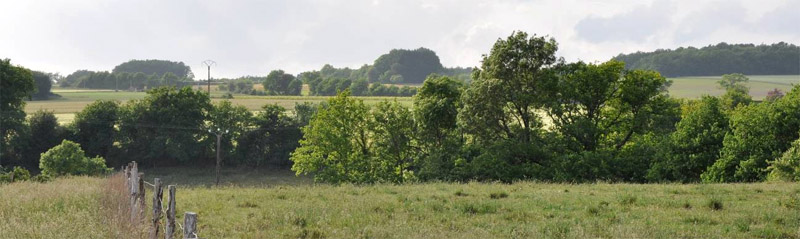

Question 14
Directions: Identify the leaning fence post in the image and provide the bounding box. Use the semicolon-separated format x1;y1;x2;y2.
184;212;198;239
165;185;176;239
149;178;163;239
138;172;146;222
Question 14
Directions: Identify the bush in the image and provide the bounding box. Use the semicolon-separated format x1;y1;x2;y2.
0;166;31;183
39;140;112;177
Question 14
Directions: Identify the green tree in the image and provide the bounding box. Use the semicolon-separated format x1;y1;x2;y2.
236;104;301;167
72;100;119;159
118;87;211;166
413;75;464;180
0;59;35;167
370;100;416;182
717;73;749;91
30;71;52;100
263;70;301;95
25;110;65;169
647;96;728;182
291;91;381;183
208;100;253;165
39;140;111;177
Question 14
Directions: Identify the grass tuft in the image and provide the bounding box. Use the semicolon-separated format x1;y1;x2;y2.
706;198;724;211
489;191;509;199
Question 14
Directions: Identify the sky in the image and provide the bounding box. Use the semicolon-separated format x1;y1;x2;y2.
2;0;798;79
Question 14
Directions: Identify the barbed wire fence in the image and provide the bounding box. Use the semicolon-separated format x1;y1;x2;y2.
123;161;202;239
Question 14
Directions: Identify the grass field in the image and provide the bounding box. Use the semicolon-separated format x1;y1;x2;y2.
3;169;800;239
668;75;800;99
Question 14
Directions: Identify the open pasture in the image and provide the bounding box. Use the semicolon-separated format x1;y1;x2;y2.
668;75;800;99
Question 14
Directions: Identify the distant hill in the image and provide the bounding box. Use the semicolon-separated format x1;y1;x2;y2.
613;42;800;77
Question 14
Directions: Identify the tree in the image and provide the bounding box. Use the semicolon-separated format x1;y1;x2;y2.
370;100;416;182
291;91;383;183
263;70;301;95
369;48;444;83
118;87;211;166
39;140;111;177
30;71;52;100
413;75;464;180
25;110;65;169
766;88;784;102
208;100;252;165
717;73;749;91
0;59;35;167
112;59;193;78
647;96;728;182
72;100;119;159
236;104;301;167
461;31;558;145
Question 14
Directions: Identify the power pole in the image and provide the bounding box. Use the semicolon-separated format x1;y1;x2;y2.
209;128;228;186
202;60;216;95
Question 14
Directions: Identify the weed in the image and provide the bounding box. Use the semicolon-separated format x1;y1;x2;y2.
619;195;637;206
454;189;469;197
489;191;509;199
706;198;723;211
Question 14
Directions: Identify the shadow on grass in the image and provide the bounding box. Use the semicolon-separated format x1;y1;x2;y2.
141;166;312;188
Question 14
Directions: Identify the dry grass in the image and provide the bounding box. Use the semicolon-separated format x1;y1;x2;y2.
0;175;142;238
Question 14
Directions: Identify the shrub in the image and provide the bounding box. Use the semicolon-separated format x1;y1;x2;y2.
706;198;724;211
767;138;800;181
39;140;112;177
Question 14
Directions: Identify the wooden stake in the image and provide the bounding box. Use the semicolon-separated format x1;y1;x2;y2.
165;185;176;239
184;212;198;239
149;178;163;239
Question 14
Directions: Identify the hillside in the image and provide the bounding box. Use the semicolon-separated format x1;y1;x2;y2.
614;42;800;77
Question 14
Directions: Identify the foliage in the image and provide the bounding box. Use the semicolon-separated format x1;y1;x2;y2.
72;100;119;159
370;100;417;182
413;75;465;180
30;71;53;100
0;166;31;183
368;47;444;84
235;104;301;167
648;96;729;182
766;88;784;102
39;140;111;177
117;87;211;166
263;70;302;95
767;138;800;181
703;85;800;182
112;59;193;78
614;42;800;77
0;59;35;167
208;100;253;165
24;110;66;169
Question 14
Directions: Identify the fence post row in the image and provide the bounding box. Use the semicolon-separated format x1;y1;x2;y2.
122;162;198;239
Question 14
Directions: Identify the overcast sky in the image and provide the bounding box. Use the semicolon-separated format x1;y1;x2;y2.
2;0;798;78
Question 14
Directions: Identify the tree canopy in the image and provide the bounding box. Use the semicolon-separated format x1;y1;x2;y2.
112;59;193;78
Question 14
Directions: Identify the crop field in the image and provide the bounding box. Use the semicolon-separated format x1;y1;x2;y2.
2;170;799;238
668;75;800;99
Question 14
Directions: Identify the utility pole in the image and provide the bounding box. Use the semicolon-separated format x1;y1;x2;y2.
209;128;228;186
202;60;216;95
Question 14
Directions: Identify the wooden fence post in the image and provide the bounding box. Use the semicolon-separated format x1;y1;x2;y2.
184;212;198;239
130;162;139;222
165;185;176;239
149;178;163;239
138;172;146;222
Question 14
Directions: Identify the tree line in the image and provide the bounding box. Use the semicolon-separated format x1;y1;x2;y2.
614;42;800;77
290;32;800;183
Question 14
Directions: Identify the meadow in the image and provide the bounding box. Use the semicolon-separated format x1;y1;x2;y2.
2;170;800;238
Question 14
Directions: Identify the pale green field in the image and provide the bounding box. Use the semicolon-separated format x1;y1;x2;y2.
3;172;799;239
668;75;800;99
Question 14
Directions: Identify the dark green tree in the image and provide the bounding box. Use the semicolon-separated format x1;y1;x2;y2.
72;100;119;159
0;59;35;167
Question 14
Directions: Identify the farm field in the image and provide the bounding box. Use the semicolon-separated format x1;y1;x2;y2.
24;75;800;124
668;75;800;99
2;170;799;238
26;87;413;123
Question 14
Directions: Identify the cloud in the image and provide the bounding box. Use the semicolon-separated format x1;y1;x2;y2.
574;1;675;43
0;0;796;78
